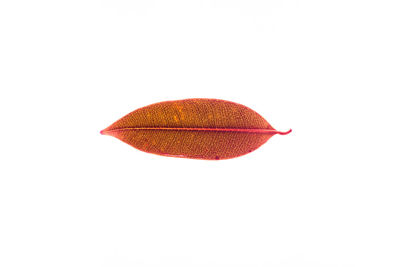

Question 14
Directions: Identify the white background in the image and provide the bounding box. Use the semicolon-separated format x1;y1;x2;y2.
1;1;399;266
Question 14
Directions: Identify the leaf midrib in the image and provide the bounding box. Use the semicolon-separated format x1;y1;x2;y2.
101;127;291;135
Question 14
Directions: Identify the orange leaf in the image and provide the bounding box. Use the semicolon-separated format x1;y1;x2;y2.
101;98;291;160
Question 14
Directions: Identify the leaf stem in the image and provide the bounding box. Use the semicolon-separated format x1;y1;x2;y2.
275;129;292;135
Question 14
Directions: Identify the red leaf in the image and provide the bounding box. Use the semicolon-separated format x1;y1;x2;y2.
101;98;291;160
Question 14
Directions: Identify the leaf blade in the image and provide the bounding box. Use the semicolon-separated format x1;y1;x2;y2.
101;98;291;160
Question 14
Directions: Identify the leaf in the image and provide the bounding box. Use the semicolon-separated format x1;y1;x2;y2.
100;98;291;160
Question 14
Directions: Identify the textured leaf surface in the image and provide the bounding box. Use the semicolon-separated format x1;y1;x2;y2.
101;98;291;160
